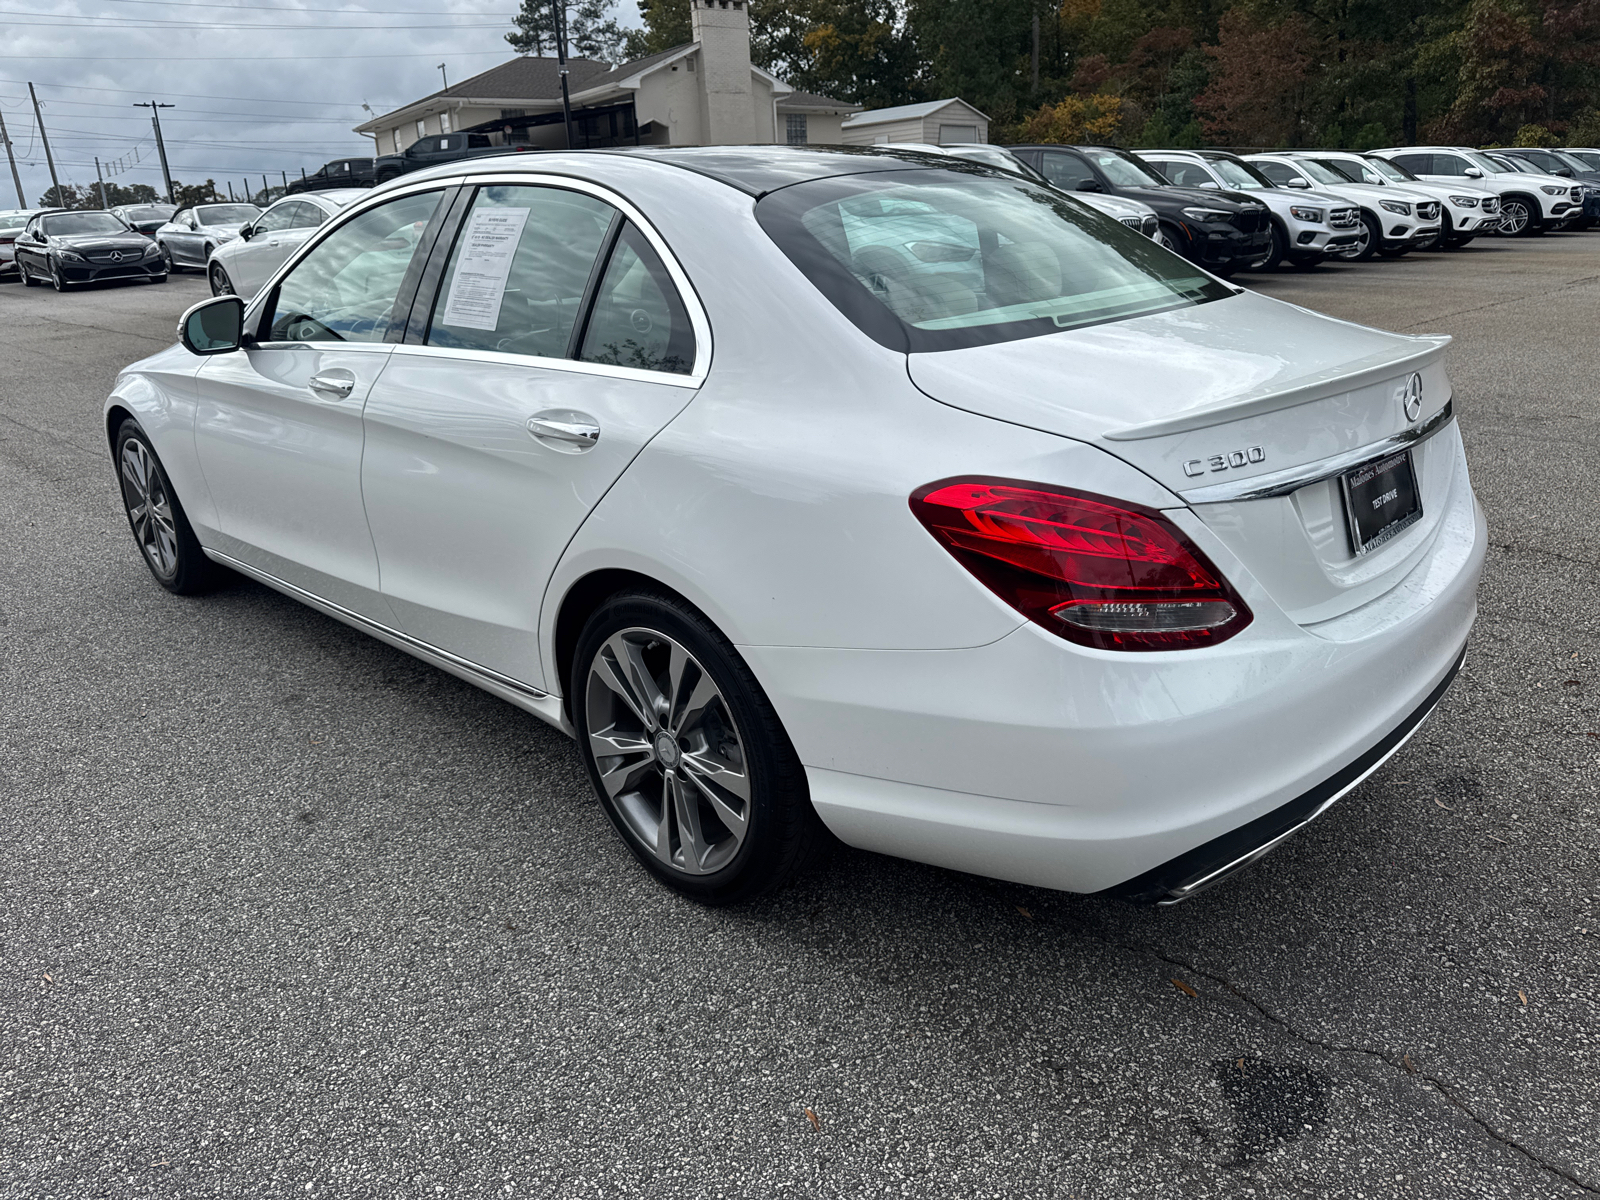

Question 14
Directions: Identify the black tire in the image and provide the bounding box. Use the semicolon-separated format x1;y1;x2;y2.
20;260;39;287
209;262;234;296
148;273;168;284
161;242;182;273
113;418;225;595
1288;254;1323;270
1498;197;1537;237
1250;222;1287;272
1347;212;1382;261
50;259;69;291
571;590;826;905
1377;245;1410;258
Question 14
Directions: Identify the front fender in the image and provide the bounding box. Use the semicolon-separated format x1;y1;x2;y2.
104;346;215;533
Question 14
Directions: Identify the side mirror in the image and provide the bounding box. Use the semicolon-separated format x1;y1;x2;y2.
1286;177;1312;188
239;224;254;241
1196;180;1221;190
1555;168;1573;177
178;296;246;356
1075;178;1104;193
1464;167;1483;177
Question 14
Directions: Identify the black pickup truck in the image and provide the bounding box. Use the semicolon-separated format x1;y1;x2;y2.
372;133;536;184
287;158;375;194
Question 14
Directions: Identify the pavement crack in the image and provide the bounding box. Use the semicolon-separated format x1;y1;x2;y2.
1394;273;1600;331
1137;941;1600;1196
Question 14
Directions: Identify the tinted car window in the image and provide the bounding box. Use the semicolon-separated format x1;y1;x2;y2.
1152;160;1212;187
266;190;442;343
758;169;1232;353
41;212;129;236
1081;148;1164;187
253;205;298;234
1388;153;1432;175
195;204;260;226
578;222;695;374
426;184;614;359
1035;151;1098;190
1254;161;1301;186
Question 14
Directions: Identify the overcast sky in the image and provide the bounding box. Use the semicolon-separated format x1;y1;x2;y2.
0;0;640;208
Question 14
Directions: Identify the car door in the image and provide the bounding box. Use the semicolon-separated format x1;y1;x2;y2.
15;217;45;275
359;179;705;688
247;201;325;293
1032;149;1103;193
191;186;450;615
228;201;298;294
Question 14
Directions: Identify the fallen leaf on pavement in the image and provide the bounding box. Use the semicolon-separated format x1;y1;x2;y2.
1016;906;1033;920
804;1107;821;1132
42;973;52;985
1519;990;1528;1006
1402;1054;1416;1074
1172;978;1198;998
1434;799;1454;811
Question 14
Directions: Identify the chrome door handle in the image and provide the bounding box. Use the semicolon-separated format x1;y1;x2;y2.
526;411;600;451
308;372;356;399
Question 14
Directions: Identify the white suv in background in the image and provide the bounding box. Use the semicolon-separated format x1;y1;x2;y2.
1140;149;1359;269
1309;152;1500;248
1245;153;1441;260
1371;147;1579;236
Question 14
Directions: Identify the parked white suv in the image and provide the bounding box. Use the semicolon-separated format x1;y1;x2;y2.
1245;153;1441;260
1309;152;1500;248
1140;149;1359;269
1371;147;1580;236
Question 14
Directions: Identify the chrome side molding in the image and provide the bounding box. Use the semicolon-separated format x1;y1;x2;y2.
1178;399;1455;505
203;549;575;736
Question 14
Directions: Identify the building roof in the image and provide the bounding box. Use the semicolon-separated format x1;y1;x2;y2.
776;89;861;114
841;98;989;128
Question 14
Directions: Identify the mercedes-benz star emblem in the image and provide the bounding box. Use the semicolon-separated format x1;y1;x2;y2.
109;251;123;262
1402;373;1423;423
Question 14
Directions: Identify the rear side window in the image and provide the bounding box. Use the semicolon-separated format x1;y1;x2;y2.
426;184;616;358
578;222;695;374
757;167;1232;353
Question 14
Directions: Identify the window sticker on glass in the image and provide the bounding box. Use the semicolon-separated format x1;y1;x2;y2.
441;206;532;332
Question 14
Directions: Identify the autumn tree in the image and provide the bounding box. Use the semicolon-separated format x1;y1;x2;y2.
1194;11;1319;146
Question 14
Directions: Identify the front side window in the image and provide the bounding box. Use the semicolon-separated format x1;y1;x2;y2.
578;223;695;374
1036;151;1097;190
1291;160;1350;187
427;184;615;358
1463;151;1507;175
758;168;1232;353
1252;160;1301;187
266;189;442;343
1082;148;1164;187
253;204;298;234
1363;157;1412;183
1153;160;1211;187
1208;157;1272;190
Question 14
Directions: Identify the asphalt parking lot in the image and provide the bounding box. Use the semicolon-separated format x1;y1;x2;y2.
2;237;1597;1200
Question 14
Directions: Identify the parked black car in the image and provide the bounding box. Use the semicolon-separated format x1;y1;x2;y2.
373;133;533;184
1009;143;1272;275
14;209;166;291
108;203;177;236
286;158;375;194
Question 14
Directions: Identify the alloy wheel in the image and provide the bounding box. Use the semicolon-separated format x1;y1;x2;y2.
584;628;752;877
161;243;176;272
1339;223;1370;260
209;262;234;296
1499;200;1531;236
50;260;67;291
118;437;179;579
1156;230;1181;253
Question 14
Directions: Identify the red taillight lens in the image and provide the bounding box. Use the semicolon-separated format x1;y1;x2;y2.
910;477;1252;651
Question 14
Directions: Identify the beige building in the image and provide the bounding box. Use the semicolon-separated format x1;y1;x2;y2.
838;98;991;147
355;0;860;153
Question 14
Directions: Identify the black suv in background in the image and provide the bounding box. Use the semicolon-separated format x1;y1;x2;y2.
373;133;535;184
1009;143;1272;275
287;158;375;194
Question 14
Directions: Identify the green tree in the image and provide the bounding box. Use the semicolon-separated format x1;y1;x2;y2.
508;0;628;61
622;0;692;57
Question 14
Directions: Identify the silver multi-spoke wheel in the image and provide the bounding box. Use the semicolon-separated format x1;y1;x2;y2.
209;262;234;296
119;437;179;578
585;628;752;877
1498;200;1531;236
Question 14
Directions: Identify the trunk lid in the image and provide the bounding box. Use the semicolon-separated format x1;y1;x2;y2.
906;291;1458;625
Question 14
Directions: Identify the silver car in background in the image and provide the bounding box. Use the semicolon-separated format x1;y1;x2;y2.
207;189;366;298
1;208;50;277
154;202;261;274
1140;150;1358;270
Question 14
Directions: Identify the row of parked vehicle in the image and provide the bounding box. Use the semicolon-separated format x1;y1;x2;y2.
3;142;1595;296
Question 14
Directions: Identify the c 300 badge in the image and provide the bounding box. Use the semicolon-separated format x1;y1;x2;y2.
1183;445;1265;477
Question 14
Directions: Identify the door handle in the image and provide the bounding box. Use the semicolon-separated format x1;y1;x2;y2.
527;411;600;452
308;372;356;399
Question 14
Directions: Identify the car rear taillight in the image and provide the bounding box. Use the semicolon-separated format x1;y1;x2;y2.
910;478;1252;651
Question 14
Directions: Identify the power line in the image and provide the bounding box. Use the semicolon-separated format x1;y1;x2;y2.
2;49;512;60
97;0;513;12
3;12;513;27
0;97;372;121
0;77;405;106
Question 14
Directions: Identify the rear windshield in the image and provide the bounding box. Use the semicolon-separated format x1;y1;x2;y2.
120;206;174;221
757;168;1232;353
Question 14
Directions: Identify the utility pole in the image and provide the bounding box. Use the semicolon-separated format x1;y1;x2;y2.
227;180;235;201
95;157;109;208
0;106;24;207
551;0;573;150
437;62;448;92
261;174;269;203
133;100;175;204
27;83;62;206
281;169;288;189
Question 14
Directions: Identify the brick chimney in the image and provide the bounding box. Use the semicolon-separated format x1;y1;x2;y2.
690;0;755;145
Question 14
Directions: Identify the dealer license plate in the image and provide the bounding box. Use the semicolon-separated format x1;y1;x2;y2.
1340;449;1422;555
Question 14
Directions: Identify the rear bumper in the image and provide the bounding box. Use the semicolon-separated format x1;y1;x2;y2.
749;441;1485;897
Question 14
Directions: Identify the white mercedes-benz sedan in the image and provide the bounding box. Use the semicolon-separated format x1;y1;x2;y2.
105;147;1484;905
